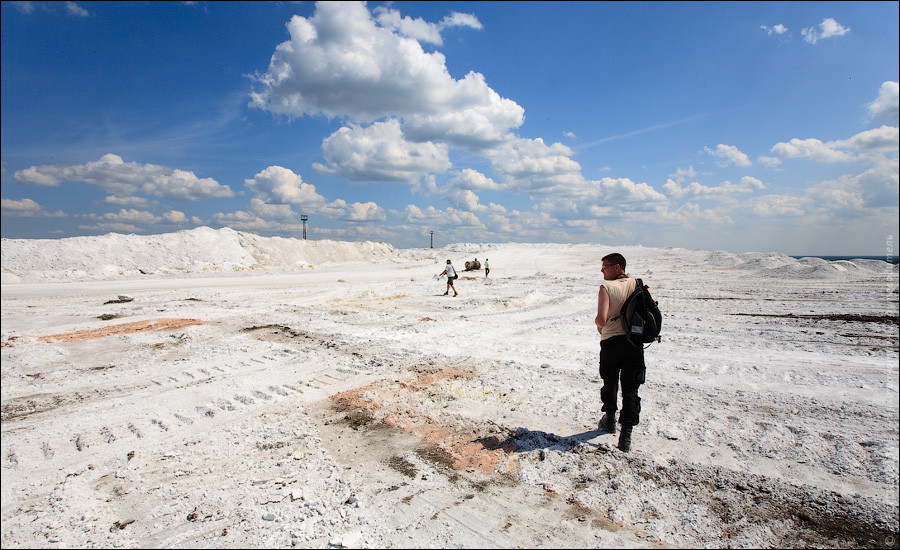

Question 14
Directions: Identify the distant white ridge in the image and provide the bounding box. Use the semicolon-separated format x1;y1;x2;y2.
1;226;895;284
1;227;405;283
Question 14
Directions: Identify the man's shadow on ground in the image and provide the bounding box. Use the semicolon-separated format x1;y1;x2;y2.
476;425;614;454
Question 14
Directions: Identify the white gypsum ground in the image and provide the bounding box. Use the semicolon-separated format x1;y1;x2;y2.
1;228;898;548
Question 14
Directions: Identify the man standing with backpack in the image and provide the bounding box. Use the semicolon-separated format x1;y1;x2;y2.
594;253;647;452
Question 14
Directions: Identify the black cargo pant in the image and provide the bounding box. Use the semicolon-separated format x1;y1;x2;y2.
599;335;646;427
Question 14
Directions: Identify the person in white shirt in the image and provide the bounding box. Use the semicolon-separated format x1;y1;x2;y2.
438;259;458;296
594;253;645;452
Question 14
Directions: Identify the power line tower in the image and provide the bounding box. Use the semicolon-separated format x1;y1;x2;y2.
301;214;308;240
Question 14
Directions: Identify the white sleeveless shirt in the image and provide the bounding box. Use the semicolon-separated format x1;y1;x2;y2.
600;277;636;340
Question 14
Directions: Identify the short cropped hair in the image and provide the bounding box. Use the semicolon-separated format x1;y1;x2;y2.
602;253;626;270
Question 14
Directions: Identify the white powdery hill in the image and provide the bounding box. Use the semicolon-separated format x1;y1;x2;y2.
1;227;405;283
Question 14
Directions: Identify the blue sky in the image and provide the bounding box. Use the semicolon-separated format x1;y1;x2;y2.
2;1;898;255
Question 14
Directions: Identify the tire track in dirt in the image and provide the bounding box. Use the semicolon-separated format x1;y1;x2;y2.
2;323;380;486
2;322;394;548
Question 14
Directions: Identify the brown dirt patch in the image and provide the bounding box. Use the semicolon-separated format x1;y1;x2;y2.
37;318;205;343
330;364;519;477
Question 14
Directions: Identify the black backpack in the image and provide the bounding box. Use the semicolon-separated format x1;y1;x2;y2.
618;278;661;348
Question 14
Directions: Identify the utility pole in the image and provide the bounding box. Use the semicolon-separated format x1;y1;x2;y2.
301;215;308;240
430;231;433;248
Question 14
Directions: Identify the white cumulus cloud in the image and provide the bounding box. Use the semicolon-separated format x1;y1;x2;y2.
373;6;482;45
163;210;188;224
705;144;752;167
809;159;899;210
87;208;161;224
250;1;523;154
442;188;486;213
659;202;733;226
13;154;233;201
402;204;483;228
663;176;765;199
744;195;808;217
245;165;326;207
244;166;385;223
763;126;898;166
841;125;900;153
868;81;899;123
802;18;850;44
591;177;668;203
338;200;386;222
769;138;857;163
488;137;583;193
1;197;65;218
761;24;788;36
668;166;698;184
449;168;500;191
316;119;451;184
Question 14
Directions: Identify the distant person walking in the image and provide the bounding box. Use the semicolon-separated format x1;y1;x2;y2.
594;253;645;452
484;258;490;278
439;259;458;296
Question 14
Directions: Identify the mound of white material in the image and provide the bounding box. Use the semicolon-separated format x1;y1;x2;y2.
237;232;402;267
1;227;406;283
3;228;895;285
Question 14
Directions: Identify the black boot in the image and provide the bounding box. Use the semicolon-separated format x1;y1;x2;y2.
618;425;633;452
599;413;616;434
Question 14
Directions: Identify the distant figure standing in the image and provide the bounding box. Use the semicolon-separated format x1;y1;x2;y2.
484;258;490;278
594;253;645;452
439;259;458;296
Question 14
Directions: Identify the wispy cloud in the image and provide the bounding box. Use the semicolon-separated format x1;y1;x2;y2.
663;176;765;199
761;23;788;36
576;111;725;150
802;18;850;44
10;1;89;17
65;1;88;17
373;6;482;45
